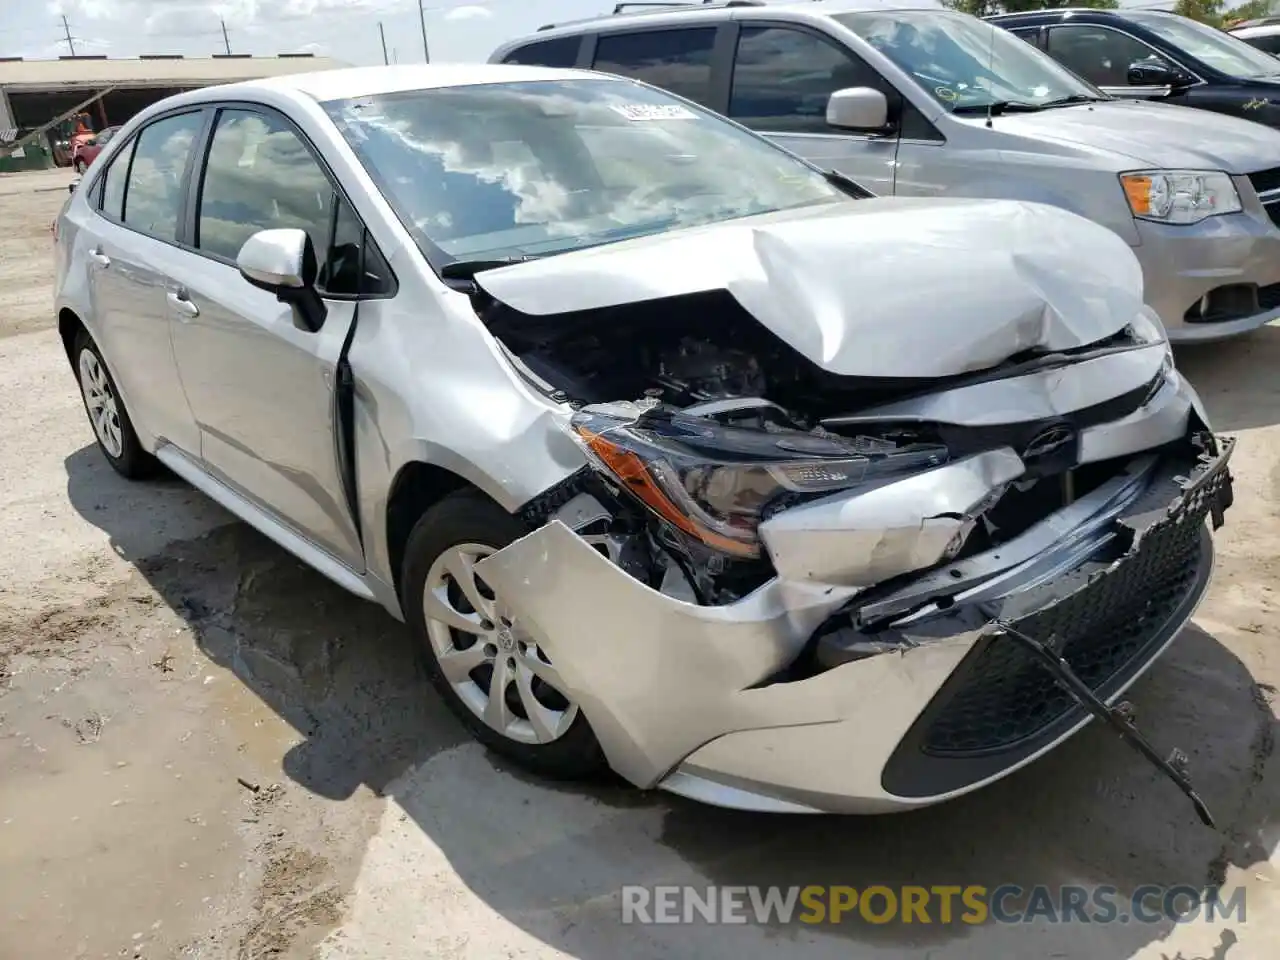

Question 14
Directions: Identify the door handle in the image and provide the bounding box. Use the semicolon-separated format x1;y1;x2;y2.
88;247;110;268
166;289;200;319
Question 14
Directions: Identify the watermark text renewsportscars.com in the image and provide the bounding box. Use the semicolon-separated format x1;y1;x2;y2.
620;884;1247;926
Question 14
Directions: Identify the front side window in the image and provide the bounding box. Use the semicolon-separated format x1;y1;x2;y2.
1046;26;1171;87
1240;32;1280;55
324;77;846;266
730;25;886;133
196;109;333;263
1126;12;1280;79
121;111;204;242
835;10;1103;112
592;29;717;105
503;36;581;67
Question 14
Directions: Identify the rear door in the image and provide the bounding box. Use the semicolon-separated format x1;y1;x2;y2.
82;109;205;456
725;22;902;196
165;103;393;570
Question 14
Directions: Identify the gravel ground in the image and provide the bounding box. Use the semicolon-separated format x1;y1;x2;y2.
0;167;1277;960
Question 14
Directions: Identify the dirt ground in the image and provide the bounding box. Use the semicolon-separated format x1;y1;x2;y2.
0;166;1277;960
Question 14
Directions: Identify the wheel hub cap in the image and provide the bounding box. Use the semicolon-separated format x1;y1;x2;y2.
422;543;579;745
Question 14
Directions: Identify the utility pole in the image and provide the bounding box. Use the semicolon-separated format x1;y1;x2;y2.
379;23;389;64
417;0;430;63
220;19;232;55
60;15;76;56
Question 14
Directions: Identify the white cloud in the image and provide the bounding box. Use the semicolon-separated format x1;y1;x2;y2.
443;5;493;22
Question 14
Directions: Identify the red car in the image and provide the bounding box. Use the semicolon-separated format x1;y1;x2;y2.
71;126;120;173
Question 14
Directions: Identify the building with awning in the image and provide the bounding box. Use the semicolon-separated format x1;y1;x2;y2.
0;52;346;170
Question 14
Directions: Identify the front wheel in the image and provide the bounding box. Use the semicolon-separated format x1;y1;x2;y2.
403;490;606;780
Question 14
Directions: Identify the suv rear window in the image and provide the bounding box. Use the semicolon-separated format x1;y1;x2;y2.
502;35;581;67
592;28;717;105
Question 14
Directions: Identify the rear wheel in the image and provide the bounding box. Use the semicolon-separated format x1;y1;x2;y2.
403;490;606;779
74;330;157;479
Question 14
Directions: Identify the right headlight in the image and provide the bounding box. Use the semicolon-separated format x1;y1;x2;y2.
1120;169;1241;225
571;405;949;559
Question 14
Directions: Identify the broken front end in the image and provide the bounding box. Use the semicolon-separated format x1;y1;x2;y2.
472;288;1233;818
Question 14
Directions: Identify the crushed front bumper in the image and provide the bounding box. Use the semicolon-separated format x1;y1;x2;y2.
475;433;1234;814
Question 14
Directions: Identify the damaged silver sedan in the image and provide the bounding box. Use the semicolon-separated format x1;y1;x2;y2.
54;65;1234;821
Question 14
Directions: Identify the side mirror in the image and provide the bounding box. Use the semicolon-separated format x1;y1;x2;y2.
236;228;327;332
826;87;891;133
1127;59;1193;87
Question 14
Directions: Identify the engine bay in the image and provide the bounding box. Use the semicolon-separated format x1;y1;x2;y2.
480;286;1174;607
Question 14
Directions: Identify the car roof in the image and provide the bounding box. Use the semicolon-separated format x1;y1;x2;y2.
528;0;944;36
173;63;608;106
1231;23;1280;37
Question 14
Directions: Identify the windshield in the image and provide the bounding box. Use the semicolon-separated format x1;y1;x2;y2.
1126;12;1280;79
834;10;1104;110
324;78;846;265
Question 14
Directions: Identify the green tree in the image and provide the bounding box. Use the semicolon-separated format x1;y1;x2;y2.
942;0;1117;17
1173;0;1228;26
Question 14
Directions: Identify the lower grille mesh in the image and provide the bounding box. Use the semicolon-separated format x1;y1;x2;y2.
919;460;1229;758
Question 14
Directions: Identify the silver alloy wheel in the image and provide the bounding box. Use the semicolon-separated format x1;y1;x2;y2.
423;543;579;745
78;348;124;459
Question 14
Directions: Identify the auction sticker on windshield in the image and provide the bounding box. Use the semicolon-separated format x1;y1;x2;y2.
611;103;698;121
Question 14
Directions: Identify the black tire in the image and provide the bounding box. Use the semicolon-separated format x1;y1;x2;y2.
402;489;607;780
73;329;159;480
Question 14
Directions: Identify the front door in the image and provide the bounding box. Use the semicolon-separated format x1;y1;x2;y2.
166;105;365;570
727;23;901;196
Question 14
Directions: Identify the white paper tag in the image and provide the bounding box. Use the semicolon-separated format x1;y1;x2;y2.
610;103;697;121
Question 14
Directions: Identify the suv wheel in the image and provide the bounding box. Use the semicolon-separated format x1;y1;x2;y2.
403;490;606;779
74;330;158;479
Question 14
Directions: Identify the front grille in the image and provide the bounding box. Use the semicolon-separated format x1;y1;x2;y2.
881;444;1232;798
1247;168;1280;226
1260;282;1280;312
920;524;1201;757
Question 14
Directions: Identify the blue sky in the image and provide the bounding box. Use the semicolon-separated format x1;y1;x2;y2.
5;0;1171;64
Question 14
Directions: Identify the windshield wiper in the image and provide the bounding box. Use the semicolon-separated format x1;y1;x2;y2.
952;100;1044;116
440;256;538;280
1038;94;1107;108
824;169;876;199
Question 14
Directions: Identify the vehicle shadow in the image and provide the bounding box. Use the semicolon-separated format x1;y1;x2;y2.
1174;322;1280;432
63;443;1277;959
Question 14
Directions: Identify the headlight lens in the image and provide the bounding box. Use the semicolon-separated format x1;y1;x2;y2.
1120;170;1241;225
571;405;949;558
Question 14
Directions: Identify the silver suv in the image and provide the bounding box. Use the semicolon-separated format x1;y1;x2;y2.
55;64;1233;820
493;0;1280;342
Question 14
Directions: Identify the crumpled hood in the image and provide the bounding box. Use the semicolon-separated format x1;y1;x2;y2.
476;197;1148;379
980;99;1280;172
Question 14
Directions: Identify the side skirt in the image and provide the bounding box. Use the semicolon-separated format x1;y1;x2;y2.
154;443;376;602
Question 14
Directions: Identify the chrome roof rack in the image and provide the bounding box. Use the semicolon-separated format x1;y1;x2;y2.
538;0;763;32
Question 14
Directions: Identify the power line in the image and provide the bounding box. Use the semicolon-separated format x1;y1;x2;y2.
60;15;76;56
418;0;431;63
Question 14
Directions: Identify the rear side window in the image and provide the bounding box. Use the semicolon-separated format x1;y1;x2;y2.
1249;33;1280;54
121;111;204;242
502;36;581;66
98;137;134;221
592;28;717;105
195;108;333;263
729;26;886;133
